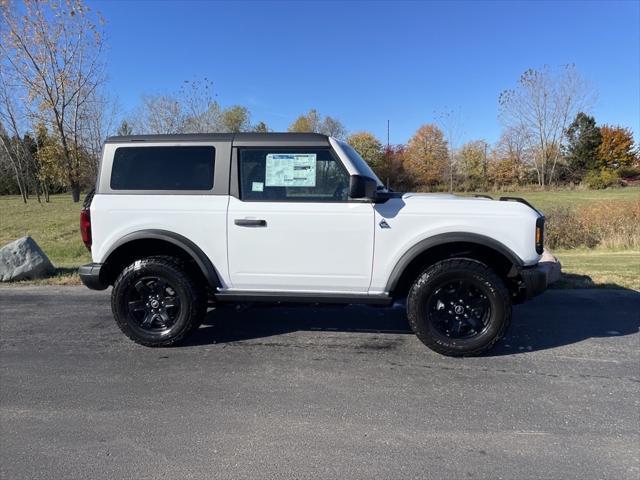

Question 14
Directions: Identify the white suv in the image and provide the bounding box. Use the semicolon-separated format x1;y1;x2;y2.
79;133;560;356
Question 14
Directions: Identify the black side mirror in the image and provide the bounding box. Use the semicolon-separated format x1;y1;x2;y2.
349;175;377;200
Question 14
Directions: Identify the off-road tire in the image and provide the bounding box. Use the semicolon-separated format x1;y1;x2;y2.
111;256;206;347
407;258;511;357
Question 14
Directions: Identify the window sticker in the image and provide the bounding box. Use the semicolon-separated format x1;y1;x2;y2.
252;181;264;192
265;153;316;187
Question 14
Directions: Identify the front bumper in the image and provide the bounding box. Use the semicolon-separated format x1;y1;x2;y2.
78;263;108;290
519;250;562;300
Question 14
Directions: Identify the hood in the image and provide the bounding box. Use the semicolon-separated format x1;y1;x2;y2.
402;192;483;201
385;192;542;218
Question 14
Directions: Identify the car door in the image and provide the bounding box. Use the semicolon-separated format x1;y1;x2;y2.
226;147;375;293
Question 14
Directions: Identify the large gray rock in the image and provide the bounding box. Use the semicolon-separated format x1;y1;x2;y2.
0;236;55;282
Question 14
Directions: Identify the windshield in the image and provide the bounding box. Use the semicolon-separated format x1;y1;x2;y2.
338;140;385;188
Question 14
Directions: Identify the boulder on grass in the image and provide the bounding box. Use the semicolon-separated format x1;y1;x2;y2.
0;236;55;282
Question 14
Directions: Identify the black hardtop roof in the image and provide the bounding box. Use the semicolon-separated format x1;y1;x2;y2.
105;132;331;147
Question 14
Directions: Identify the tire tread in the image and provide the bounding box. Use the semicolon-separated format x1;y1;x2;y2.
111;256;206;347
407;258;511;357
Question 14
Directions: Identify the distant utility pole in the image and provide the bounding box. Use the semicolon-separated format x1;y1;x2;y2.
483;141;488;184
386;120;391;189
387;119;390;150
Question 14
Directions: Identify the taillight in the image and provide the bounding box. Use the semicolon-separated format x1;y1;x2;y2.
535;216;545;254
80;208;92;250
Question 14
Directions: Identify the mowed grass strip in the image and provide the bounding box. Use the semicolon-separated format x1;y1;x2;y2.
0;195;91;269
553;249;640;291
467;186;639;212
1;192;639;289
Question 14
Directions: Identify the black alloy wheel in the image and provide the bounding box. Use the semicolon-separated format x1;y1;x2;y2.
111;256;205;347
426;279;491;339
125;276;182;335
407;258;512;357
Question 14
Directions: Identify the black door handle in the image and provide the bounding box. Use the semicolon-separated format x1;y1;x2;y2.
234;219;267;227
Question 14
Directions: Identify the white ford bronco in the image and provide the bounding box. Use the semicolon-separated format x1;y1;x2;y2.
79;133;560;356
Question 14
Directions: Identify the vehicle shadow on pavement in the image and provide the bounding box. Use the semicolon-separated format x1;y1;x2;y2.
489;288;640;356
183;289;640;355
185;304;412;346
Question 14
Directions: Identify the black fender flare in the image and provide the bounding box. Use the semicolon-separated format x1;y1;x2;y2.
103;229;221;288
385;232;524;293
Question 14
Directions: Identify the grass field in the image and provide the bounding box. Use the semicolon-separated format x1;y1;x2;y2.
466;187;639;212
552;249;639;290
0;195;91;267
1;190;639;289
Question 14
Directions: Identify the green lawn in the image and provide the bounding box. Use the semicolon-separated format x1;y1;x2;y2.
0;195;91;269
1;191;639;289
553;249;639;290
466;186;639;212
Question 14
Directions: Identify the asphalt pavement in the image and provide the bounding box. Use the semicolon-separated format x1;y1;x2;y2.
1;286;639;479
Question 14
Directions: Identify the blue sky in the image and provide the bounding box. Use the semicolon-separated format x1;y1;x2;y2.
95;0;640;145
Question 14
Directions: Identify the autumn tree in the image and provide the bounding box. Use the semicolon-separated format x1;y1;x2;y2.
289;109;320;133
457;141;488;191
596;125;638;171
346;131;384;170
220;105;251;133
288;109;346;139
487;154;523;189
499;65;593;187
403;124;449;188
34;124;66;201
564;112;602;182
378;144;409;190
488;128;527;187
1;0;106;202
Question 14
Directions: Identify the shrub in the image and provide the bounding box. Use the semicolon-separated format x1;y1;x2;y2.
545;206;598;249
544;199;640;249
583;169;621;189
617;166;640;180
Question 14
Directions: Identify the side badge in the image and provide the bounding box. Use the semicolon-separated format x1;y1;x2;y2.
379;219;391;229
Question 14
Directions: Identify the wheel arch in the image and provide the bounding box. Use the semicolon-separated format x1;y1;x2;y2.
385;233;524;299
101;230;221;289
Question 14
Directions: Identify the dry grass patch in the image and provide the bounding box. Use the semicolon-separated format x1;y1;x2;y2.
545;199;640;250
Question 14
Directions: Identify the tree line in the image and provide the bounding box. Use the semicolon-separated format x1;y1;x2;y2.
1;1;637;202
347;111;638;193
346;65;638;192
1;0;108;202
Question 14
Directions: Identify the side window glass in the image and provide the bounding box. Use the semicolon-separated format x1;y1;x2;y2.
239;148;350;201
111;146;215;190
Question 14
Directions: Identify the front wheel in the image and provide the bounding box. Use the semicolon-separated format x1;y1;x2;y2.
111;256;206;347
407;259;511;357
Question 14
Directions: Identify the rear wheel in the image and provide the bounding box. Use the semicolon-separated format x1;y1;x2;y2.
111;256;206;347
407;259;511;357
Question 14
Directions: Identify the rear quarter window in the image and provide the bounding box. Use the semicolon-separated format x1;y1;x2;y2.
110;146;215;190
